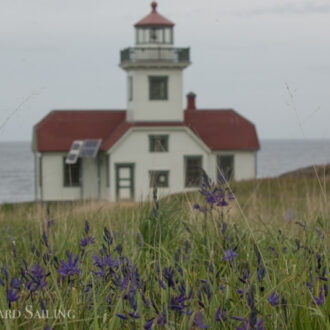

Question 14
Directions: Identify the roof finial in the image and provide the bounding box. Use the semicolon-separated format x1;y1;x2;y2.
151;2;157;12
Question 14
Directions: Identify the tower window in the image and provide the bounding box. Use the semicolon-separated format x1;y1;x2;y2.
149;135;168;152
149;76;168;100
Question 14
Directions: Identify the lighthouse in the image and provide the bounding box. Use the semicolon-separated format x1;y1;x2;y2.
120;2;191;122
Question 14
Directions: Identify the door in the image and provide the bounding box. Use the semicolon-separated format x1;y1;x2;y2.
115;163;135;201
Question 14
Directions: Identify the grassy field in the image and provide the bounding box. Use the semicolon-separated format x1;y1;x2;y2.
0;171;329;329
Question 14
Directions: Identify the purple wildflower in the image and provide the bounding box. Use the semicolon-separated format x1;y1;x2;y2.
0;277;4;287
7;288;19;307
128;312;140;319
324;283;328;297
144;317;155;330
193;203;200;210
2;265;8;281
84;220;90;235
142;294;150;309
319;267;327;281
306;272;313;292
193;312;209;328
163;267;175;288
116;313;128;320
170;293;190;313
236;287;246;299
10;277;20;290
157;306;167;325
268;291;280;306
223;248;238;262
286;209;293;221
215;306;227;322
257;265;266;282
313;288;324;305
57;252;80;278
27;261;49;292
232;316;265;330
80;236;96;247
158;278;166;290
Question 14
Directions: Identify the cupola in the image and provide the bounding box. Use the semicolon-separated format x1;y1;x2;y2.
134;2;174;46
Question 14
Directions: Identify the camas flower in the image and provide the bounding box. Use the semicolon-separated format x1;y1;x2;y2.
27;261;49;292
215;306;227;322
268;291;280;306
144;317;155;330
223;248;238;262
7;288;19;307
193;312;209;328
232;316;265;330
57;252;80;278
163;266;175;288
313;288;324;305
80;236;96;247
116;313;128;320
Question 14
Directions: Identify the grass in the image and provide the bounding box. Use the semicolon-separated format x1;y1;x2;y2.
0;173;329;329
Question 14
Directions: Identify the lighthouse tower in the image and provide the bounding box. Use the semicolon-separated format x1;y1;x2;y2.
120;2;191;122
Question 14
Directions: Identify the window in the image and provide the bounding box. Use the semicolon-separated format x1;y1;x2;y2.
185;156;202;187
63;157;81;187
149;135;168;152
149;171;169;188
217;155;234;182
128;76;133;101
149;76;168;100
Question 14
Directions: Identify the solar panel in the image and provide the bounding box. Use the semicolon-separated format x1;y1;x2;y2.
65;140;83;164
80;139;102;158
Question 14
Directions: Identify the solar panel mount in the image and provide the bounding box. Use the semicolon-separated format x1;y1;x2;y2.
65;140;84;164
80;139;102;158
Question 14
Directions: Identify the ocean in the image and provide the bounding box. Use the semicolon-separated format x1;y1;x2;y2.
1;140;330;204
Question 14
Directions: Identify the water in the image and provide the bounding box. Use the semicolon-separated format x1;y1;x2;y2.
1;140;330;203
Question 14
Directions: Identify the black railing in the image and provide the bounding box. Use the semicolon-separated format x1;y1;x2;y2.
120;47;190;64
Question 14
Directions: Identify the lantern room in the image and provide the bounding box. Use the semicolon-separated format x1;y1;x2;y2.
134;2;174;46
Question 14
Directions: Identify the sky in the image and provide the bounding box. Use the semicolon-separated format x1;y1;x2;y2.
0;0;329;141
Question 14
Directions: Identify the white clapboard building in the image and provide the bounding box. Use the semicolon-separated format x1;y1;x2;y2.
32;2;260;202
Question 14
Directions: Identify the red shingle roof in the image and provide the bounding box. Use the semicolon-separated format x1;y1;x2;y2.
34;109;259;152
185;110;260;150
34;110;126;152
134;2;174;27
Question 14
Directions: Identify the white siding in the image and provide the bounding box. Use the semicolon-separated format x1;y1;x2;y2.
40;153;105;201
126;69;183;122
108;128;210;201
36;139;257;202
210;151;256;181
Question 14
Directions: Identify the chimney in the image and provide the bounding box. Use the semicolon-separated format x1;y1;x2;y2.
186;92;196;111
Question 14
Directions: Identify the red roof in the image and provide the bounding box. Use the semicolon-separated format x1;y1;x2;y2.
34;110;126;152
135;2;174;27
34;109;259;152
185;110;260;150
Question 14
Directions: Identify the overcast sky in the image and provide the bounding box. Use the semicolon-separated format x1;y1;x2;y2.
1;0;329;141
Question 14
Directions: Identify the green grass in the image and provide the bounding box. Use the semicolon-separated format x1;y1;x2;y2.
0;174;329;329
